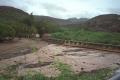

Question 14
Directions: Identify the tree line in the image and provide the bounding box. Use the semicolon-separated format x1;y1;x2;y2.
0;13;59;42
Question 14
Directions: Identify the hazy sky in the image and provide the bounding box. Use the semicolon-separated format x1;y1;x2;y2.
0;0;120;19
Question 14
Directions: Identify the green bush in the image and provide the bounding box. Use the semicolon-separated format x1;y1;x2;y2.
0;23;15;41
36;20;62;37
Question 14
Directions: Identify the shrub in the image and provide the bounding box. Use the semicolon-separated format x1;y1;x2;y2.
0;23;15;41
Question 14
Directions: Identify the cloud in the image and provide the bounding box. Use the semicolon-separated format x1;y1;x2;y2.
42;3;67;12
108;8;120;14
40;3;68;18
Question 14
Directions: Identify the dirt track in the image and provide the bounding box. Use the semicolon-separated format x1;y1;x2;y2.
0;39;120;77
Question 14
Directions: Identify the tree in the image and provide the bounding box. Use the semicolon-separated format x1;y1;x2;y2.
21;13;37;38
22;13;34;27
0;23;15;41
35;20;59;38
35;21;46;38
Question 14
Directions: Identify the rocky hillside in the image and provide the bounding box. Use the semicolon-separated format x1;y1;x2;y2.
83;14;120;32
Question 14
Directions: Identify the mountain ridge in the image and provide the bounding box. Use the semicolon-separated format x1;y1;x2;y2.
0;6;119;32
83;14;120;32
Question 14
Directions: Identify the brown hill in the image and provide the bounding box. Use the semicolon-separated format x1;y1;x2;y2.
84;14;120;32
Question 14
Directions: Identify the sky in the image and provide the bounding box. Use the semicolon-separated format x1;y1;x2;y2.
0;0;120;19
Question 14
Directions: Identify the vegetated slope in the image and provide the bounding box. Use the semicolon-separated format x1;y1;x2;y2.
0;6;88;26
67;18;88;24
0;6;28;22
34;16;69;25
34;15;88;26
0;6;36;41
83;14;120;32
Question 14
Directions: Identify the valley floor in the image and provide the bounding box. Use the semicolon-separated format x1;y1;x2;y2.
0;39;120;79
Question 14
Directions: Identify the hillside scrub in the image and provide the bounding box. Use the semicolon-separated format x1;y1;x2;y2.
52;28;120;45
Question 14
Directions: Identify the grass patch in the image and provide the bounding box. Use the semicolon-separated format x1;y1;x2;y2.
52;29;120;45
53;62;112;80
53;62;77;80
0;75;9;80
0;64;19;80
18;73;49;80
0;63;113;80
77;68;112;80
31;47;38;53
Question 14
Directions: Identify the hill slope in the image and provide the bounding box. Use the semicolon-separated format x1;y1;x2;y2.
0;6;88;27
0;6;119;33
0;6;28;23
83;14;120;32
34;15;88;26
34;15;70;25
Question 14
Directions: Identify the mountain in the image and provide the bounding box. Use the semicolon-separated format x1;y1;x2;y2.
0;6;88;26
68;18;88;23
0;6;28;23
34;15;70;25
34;15;88;26
1;6;119;33
83;14;120;32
